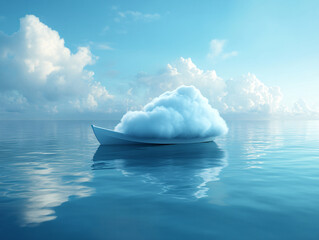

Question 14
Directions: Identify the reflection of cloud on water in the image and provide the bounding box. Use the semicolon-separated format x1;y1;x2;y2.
92;142;227;200
243;122;284;169
0;152;93;226
224;121;284;169
194;166;225;198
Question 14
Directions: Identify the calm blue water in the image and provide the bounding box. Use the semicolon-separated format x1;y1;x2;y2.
0;120;319;240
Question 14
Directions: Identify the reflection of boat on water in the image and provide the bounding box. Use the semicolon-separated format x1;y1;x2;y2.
91;125;215;145
92;142;227;199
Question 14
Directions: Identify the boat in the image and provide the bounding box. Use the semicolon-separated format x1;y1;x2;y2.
91;125;215;145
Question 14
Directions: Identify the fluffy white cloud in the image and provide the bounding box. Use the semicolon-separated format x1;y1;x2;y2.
110;37;316;120
222;73;283;114
128;57;284;115
0;15;112;114
130;57;226;109
291;99;319;118
125;57;319;118
115;85;228;139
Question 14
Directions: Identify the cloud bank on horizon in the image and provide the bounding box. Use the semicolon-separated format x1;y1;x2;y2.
130;57;319;118
115;85;228;139
0;15;318;119
130;57;284;114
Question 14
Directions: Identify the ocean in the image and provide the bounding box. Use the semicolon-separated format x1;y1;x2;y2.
0;120;319;240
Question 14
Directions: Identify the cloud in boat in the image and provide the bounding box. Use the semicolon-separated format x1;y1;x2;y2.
115;85;228;139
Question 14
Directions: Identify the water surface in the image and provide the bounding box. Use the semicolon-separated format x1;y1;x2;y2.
0;120;318;239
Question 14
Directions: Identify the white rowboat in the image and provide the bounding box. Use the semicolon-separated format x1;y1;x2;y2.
91;125;214;145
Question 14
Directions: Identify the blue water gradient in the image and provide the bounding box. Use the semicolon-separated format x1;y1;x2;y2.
0;120;318;239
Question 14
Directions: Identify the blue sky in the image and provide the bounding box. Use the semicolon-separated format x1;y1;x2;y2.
0;0;318;119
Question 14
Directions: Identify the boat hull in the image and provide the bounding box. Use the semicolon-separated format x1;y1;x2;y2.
91;125;214;145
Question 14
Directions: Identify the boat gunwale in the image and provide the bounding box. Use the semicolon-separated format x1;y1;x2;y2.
91;125;214;145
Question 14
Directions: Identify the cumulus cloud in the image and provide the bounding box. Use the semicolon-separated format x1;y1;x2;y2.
291;99;319;118
115;85;228;139
292;99;313;114
0;15;112;114
222;73;283;114
126;57;319;118
127;57;284;115
130;57;225;109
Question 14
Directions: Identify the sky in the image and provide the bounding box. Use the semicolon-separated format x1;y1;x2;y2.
0;0;318;119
